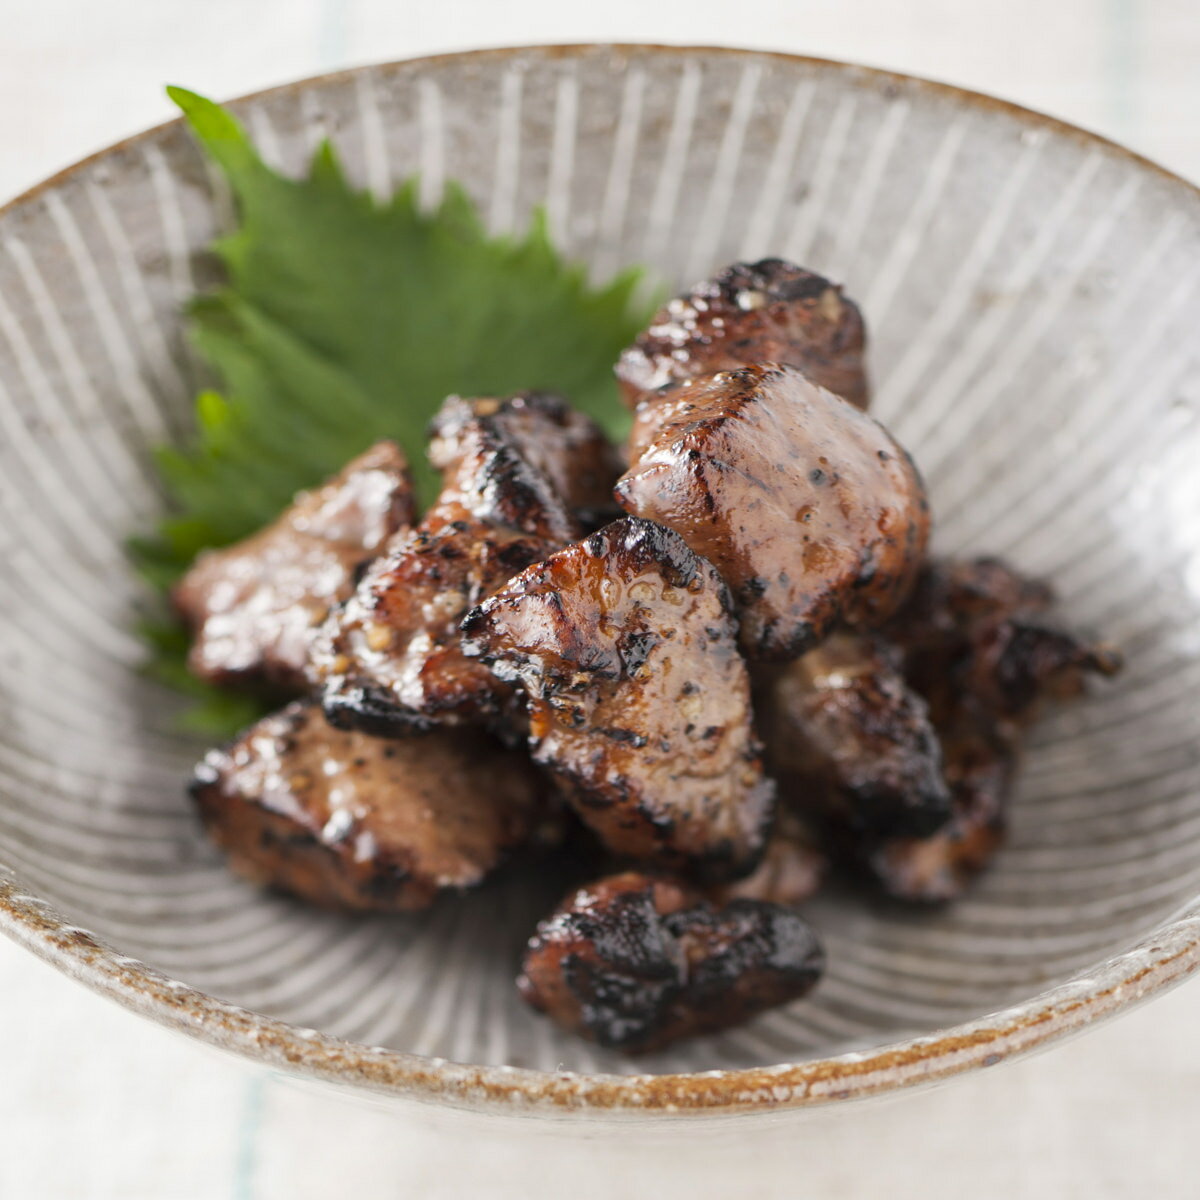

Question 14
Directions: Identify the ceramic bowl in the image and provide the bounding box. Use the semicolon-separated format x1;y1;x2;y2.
1;43;1199;1119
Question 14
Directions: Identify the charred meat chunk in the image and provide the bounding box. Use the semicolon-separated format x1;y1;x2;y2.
863;709;1016;903
963;618;1123;722
616;365;930;660
889;558;1122;727
710;809;828;908
313;523;553;737
421;391;581;544
429;392;623;528
756;634;952;840
172;442;416;691
617;258;869;416
518;872;824;1052
190;701;555;912
462;516;774;881
312;395;584;736
862;557;1122;902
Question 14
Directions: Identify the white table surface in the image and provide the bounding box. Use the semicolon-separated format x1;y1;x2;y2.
1;2;1197;1197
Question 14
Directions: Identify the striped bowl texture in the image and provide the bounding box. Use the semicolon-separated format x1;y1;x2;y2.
1;44;1199;1117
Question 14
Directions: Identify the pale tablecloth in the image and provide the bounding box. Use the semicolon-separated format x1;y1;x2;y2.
1;2;1197;1196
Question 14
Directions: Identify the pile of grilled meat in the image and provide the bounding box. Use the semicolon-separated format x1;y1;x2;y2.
179;259;1120;1054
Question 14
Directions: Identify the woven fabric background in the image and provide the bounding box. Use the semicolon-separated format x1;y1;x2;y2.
1;2;1197;1197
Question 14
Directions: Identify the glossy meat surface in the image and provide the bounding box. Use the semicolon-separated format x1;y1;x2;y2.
461;516;774;880
190;701;555;911
313;522;552;736
616;365;930;660
617;259;869;414
312;395;583;736
429;392;622;527
173;442;416;691
756;634;952;840
518;871;824;1052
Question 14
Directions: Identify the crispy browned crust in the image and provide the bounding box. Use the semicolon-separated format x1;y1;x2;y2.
863;707;1016;903
462;516;774;881
887;558;1123;727
756;634;952;840
313;521;551;737
615;365;930;660
172;442;416;691
862;556;1123;903
423;393;583;545
189;701;556;912
616;259;869;418
517;871;824;1052
430;392;623;527
312;395;589;736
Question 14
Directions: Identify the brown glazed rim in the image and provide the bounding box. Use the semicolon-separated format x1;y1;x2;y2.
2;44;1199;1117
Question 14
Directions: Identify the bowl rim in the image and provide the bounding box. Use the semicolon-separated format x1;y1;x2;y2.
2;42;1199;1117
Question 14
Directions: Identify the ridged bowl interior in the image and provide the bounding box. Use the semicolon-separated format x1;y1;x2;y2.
1;45;1199;1097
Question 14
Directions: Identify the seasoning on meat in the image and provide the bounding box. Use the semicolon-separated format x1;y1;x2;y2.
190;700;556;911
461;516;774;881
756;633;952;840
311;394;590;736
616;258;869;419
517;871;825;1052
169;244;1132;1052
172;441;416;691
429;392;623;529
616;365;930;661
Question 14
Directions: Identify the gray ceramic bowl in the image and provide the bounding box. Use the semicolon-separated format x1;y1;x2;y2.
1;44;1199;1119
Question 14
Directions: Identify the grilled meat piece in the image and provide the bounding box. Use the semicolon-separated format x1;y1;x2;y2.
312;395;585;736
429;392;622;528
313;523;552;737
173;442;416;691
863;708;1016;903
190;701;556;911
461;516;774;881
517;871;824;1052
892;557;1055;637
963;618;1123;722
861;556;1121;902
422;392;581;544
617;258;869;418
710;809;828;907
889;558;1122;726
616;365;930;660
756;634;952;840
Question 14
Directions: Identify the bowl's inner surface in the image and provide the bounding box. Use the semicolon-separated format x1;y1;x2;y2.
1;46;1198;1077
